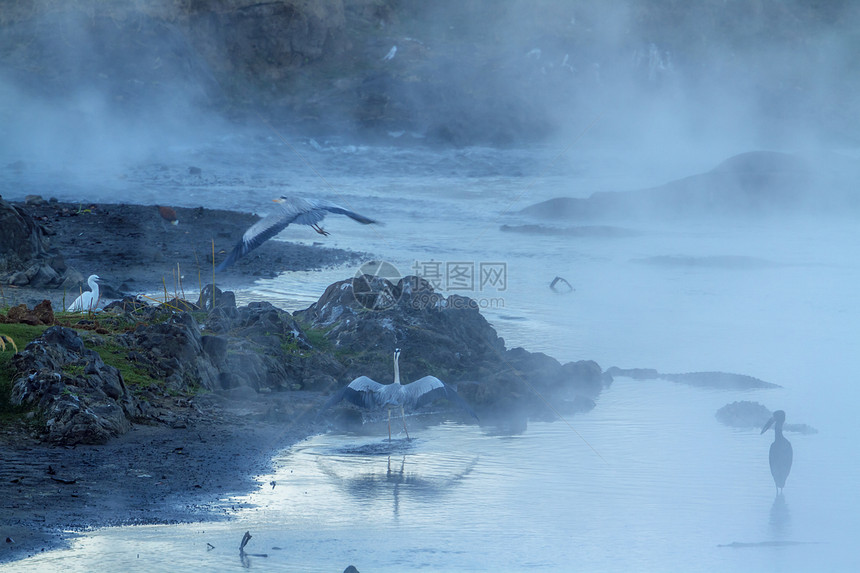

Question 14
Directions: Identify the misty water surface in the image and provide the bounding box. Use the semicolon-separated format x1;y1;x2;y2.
3;136;859;571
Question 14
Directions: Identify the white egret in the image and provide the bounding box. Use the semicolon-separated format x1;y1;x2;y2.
216;196;377;271
321;348;478;441
67;274;101;313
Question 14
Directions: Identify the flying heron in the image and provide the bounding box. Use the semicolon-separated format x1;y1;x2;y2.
215;196;377;271
761;410;793;494
320;348;478;441
67;274;101;313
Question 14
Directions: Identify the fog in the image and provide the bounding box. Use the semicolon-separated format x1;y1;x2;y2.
2;1;859;571
3;1;860;178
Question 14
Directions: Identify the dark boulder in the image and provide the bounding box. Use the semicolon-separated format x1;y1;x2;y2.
10;326;140;445
197;284;239;332
197;284;237;313
210;300;322;391
110;291;327;393
0;197;48;270
0;198;75;288
295;275;505;380
296;275;604;416
117;312;220;392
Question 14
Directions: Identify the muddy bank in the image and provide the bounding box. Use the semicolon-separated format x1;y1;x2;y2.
2;199;369;309
0;199;372;563
0;390;326;563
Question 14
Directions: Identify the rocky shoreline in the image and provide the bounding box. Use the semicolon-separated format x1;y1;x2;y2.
0;198;370;562
0;197;604;563
0;197;370;309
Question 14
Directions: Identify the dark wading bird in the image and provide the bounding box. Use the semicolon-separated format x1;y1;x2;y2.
761;410;793;494
320;348;478;441
215;196;377;271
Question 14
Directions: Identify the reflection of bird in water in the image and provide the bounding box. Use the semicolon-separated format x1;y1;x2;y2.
768;489;791;533
761;410;793;494
316;451;479;518
321;348;478;441
67;274;101;312
216;196;377;271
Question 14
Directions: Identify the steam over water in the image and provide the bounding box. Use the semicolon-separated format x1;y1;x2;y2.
5;137;860;571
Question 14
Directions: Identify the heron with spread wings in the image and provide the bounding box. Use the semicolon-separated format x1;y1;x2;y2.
216;196;377;271
321;348;478;441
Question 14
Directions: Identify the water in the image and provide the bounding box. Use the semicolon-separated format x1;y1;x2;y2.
10;382;857;572
3;134;859;571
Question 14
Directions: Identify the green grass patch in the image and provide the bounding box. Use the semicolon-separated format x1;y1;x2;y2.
279;335;309;357
294;319;335;353
61;363;85;376
0;324;48;418
303;326;333;352
0;364;29;419
190;311;209;324
89;341;162;394
0;323;48;351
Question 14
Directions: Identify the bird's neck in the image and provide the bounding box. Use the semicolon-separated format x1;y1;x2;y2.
774;422;785;439
393;356;401;385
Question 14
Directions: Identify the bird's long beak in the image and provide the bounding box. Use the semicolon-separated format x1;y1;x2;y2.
761;416;775;434
272;198;285;203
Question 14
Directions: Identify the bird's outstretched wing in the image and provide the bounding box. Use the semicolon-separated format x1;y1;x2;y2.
408;376;479;420
320;376;387;413
315;203;378;225
290;200;378;227
216;208;304;272
216;198;377;271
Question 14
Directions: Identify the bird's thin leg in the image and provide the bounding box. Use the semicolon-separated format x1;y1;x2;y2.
400;405;410;440
388;408;392;442
312;224;330;236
